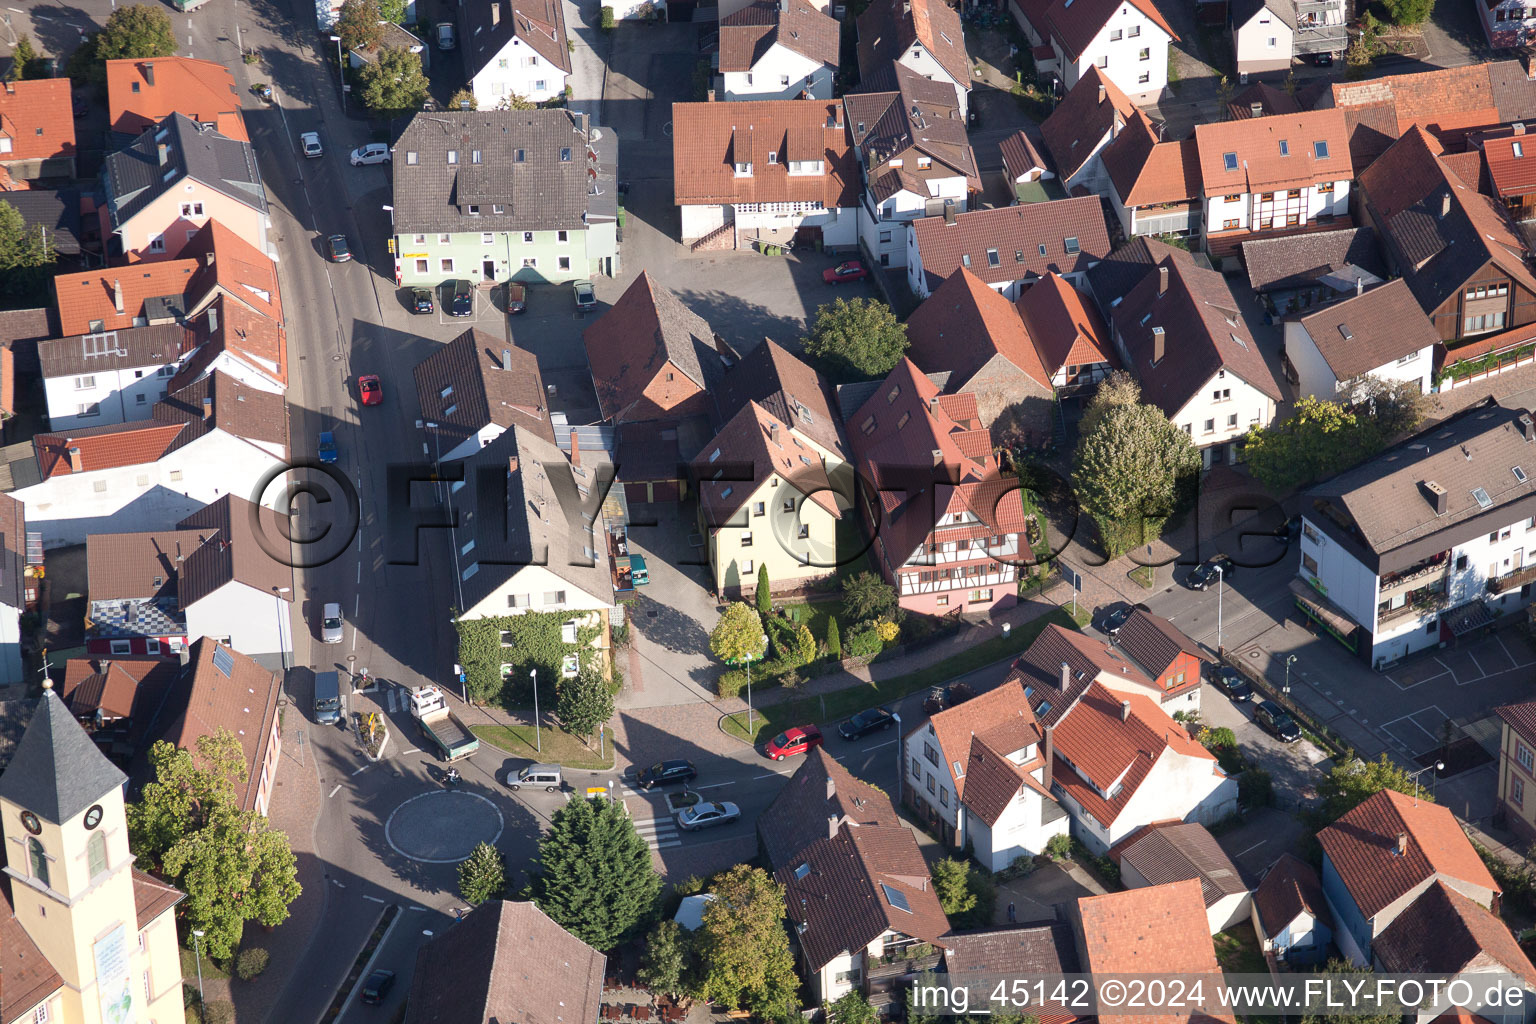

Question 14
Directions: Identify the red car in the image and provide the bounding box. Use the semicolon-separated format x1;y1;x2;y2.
823;260;868;285
358;374;383;406
766;725;823;761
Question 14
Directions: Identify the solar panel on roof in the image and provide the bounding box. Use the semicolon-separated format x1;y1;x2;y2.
212;644;234;677
881;883;911;913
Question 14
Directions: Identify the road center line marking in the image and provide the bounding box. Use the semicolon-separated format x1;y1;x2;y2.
694;782;736;790
862;739;897;751
753;770;794;779
352;764;371;776
328;784;342;798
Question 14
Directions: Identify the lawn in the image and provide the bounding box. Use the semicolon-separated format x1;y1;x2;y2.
781;600;838;644
180;944;230;982
722;607;1077;744
1213;927;1267;974
472;723;614;770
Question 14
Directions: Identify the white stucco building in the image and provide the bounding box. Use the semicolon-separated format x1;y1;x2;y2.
40;325;188;431
719;0;840;101
1282;279;1438;402
1010;0;1178;105
459;0;572;107
855;0;972;119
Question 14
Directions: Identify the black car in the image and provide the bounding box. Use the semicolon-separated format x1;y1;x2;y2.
1100;602;1152;636
360;969;396;1005
449;279;474;317
327;234;352;262
1310;51;1335;66
1254;700;1302;743
410;287;434;314
838;707;895;740
1187;556;1236;591
1209;666;1253;702
637;759;697;789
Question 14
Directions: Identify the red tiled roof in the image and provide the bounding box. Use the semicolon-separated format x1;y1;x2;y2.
1252;852;1332;939
1014;272;1115;380
856;0;972;96
906;268;1053;391
0;79;76;165
183;219;280;322
33;422;187;478
53;261;200;336
1000;129;1049;182
1317;788;1499;920
911;196;1110;292
106;57;247;142
1009;623;1155;726
1374;881;1536;987
0;877;63;1024
582;272;721;424
1195;109;1353;196
1040;67;1137;181
1497;701;1536;744
60;657;177;720
927;675;1041;799
1128;139;1203;207
672;100;856;210
1480;129;1536;197
1038;0;1177;62
159;637;282;813
758;747;901;870
720;0;840;72
132;868;184;931
693;401;841;524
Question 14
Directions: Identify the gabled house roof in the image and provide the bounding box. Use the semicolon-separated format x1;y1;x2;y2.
1111;255;1282;417
856;0;972;94
103;113;266;231
0;79;76;167
31;422;189;479
0;875;63;1024
1111;821;1247;907
183;219;281;322
176;495;295;608
1;189;83;256
53;261;200;336
1040;67;1138;182
1317;788;1499;919
943;920;1079;979
1112;608;1208;687
1293;278;1441;381
391;110;614;236
1229;81;1303;121
757;746;900;870
1359;125;1536;319
1477;126;1536;199
720;0;841;72
1107;132;1203;209
38;323;189;381
1029;0;1177;62
927;677;1041;801
60;657;178;736
716;338;844;459
910;197;1110;293
414;329;554;449
776;823;950;971
1007;622;1153;727
1001;129;1050;182
692;401;840;526
171;292;287;391
106;57;246;142
1194;109;1353;196
583;272;724;424
1251;852;1332;939
1496;701;1536;744
404;900;604;1024
461;0;573;81
905;268;1052;392
1374;881;1536;986
1241;226;1386;293
1015;272;1116;380
845;66;979;202
672;100;857;210
1086;235;1203;312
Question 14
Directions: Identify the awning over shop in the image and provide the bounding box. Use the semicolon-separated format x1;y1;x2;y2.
1290;578;1360;650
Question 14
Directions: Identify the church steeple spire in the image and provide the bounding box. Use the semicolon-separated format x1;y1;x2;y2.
0;681;126;826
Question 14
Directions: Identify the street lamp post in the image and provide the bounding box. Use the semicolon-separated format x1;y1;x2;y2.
1214;565;1224;654
329;35;346;111
728;636;768;734
530;669;541;754
1284;654;1297;706
1408;760;1446;804
274;585;292;671
893;711;903;806
192;929;206;1005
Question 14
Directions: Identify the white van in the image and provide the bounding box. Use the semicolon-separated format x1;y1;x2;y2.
505;764;563;791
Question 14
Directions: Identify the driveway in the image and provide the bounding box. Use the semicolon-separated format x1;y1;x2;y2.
995;860;1108;925
620;500;722;710
1200;679;1330;808
1213;807;1307;884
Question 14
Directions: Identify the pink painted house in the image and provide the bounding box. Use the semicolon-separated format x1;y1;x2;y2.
846;358;1026;616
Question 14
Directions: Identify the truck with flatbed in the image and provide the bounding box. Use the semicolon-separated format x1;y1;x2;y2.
409;685;479;761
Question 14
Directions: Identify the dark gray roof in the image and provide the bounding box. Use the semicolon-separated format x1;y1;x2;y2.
0;686;127;825
104;113;267;229
0;189;81;255
1231;0;1294;29
461;0;573;81
1118;822;1249;907
1086;235;1208;315
943;921;1080;978
39;323;188;379
1295;278;1441;380
0;492;25;612
1242;227;1387;293
392;110;614;235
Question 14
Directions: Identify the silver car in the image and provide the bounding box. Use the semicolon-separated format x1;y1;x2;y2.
677;801;741;832
321;602;344;644
573;279;596;309
350;143;391;166
436;21;456;49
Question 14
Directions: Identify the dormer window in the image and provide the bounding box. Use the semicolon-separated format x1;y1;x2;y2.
768;151;778;164
447;150;458;164
734;162;752;176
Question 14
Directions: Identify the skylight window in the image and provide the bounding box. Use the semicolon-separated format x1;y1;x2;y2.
1222;152;1238;172
1037;701;1052;716
794;863;810;879
1517;142;1526;159
987;248;1000;267
1473;487;1493;509
1064;236;1080;255
1279;140;1290;156
1038;243;1047;256
722;486;734;499
1515;466;1528;483
1314;140;1330;159
881;884;912;913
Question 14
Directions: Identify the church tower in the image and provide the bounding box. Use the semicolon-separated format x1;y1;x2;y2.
0;681;185;1024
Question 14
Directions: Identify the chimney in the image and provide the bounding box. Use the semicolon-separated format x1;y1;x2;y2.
1423;479;1449;515
781;0;789;10
491;0;500;23
1060;660;1070;691
1517;122;1529;136
1157;265;1168;295
1395;832;1408;856
508;456;519;476
769;422;780;445
931;448;943;467
1440;192;1451;219
204;251;215;267
112;279;124;315
1521;413;1535;442
1152;325;1165;365
1042;724;1054;790
943;205;957;227
201;396;213;420
569;428;581;468
826;774;836;800
207;306;218;333
1121;700;1131;721
502;348;513;371
1097;84;1105;105
144;62;155;86
67;447;83;473
828;813;839;838
1356;276;1364;297
1251;102;1263;118
929;394;940;413
157;143;169;167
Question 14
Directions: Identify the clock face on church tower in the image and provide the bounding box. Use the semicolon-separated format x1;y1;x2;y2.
20;810;41;835
84;805;104;830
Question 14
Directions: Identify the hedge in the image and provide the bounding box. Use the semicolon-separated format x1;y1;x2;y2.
455;612;603;707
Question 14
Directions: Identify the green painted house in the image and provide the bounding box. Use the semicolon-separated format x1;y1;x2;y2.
390;109;619;289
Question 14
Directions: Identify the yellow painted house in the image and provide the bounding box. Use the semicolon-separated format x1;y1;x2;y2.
0;682;186;1024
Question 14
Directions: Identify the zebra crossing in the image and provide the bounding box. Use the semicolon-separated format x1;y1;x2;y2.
632;816;682;850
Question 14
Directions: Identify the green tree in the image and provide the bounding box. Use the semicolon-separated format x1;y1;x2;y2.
710;602;766;665
1319;754;1432;821
907;971;944;1024
932;857;977;918
68;4;176;86
1243;397;1369;493
0;200;55;309
637;920;692;999
1299;960;1404;1024
829;992;879;1024
1352;373;1429;441
336;0;386;54
533;796;661;949
1073;399;1200;558
803;297;908;379
1078;370;1144;439
787;623;816;667
448;87;478;110
7;36;37;81
825;615;841;658
495;92;536;110
756;564;772;615
1379;0;1434;24
556;666;614;740
693;865;799;1018
841;571;898;623
378;0;409;22
457;841;507;905
356;47;429;115
128;733;301;960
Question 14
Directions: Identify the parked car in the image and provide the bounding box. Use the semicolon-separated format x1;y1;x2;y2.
327;234;352;262
436;21;456;49
1209;666;1253;702
823;260;868;285
636;759;696;789
318;430;338;464
410;287;435;314
321;602;344;644
1186;555;1236;591
358;374;383;406
838;707;895;740
765;725;823;760
573;279;597;309
1254;700;1302;743
678;801;741;832
449;279;474;317
1310;51;1335;66
507;282;527;314
1099;602;1151;636
300;131;323;158
350;143;391;166
360;970;396;1005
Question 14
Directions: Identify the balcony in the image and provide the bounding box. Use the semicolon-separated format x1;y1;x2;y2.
1294;23;1348;53
1488;563;1536;595
866;948;943;982
1378;589;1446;625
1378;556;1449;601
